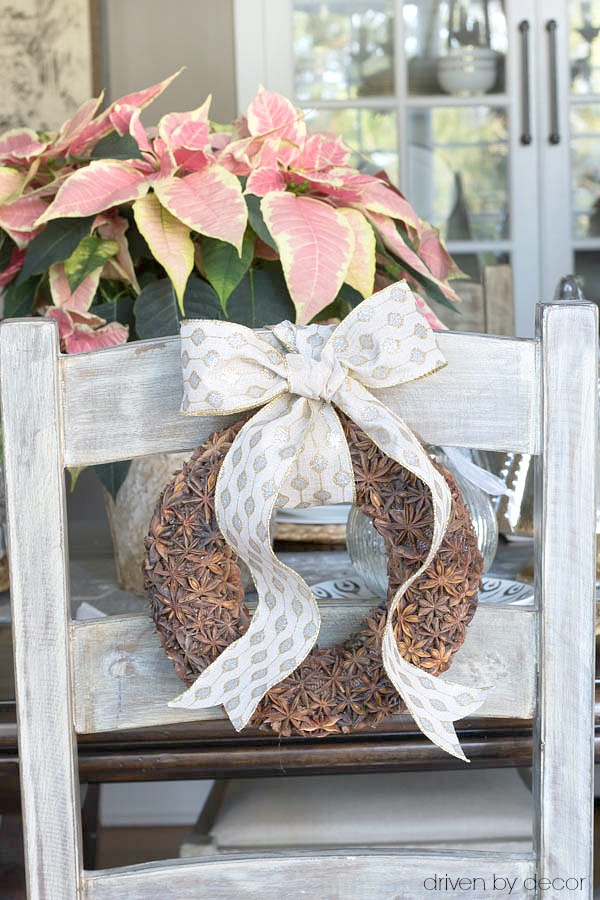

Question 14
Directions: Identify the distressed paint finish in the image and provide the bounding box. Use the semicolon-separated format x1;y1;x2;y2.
82;850;536;900
60;330;540;467
1;306;595;899
0;320;81;900
70;604;537;734
533;303;598;897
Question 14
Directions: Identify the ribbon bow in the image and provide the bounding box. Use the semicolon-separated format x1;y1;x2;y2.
172;281;488;760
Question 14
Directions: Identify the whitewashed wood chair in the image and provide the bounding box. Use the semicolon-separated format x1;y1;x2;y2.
1;300;597;900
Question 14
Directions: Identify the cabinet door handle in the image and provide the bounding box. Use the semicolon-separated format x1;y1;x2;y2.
546;19;560;144
519;20;532;145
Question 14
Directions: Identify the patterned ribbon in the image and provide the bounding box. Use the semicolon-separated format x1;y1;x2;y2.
171;281;489;760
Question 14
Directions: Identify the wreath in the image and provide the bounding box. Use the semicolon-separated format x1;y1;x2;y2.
144;412;483;737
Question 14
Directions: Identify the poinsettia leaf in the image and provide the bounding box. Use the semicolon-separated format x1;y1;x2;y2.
0;194;49;238
227;267;295;327
336;208;376;298
132;193;194;313
49;262;102;312
407;269;460;312
134;274;223;339
245;194;277;250
354;179;420;235
201;229;254;313
417;221;465;280
0;167;26;203
94;460;132;501
158;97;211;152
246;87;306;146
69;70;182;156
261;192;355;323
245;166;286;197
63;235;119;293
37;160;149;223
90;131;143;161
17;216;96;284
371;214;460;311
0;128;48;162
154;165;247;252
3;274;41;317
377;245;456;314
63;320;129;354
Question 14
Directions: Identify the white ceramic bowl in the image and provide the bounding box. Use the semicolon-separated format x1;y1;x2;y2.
437;48;498;95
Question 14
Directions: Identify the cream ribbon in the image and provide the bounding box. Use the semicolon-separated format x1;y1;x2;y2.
172;281;489;760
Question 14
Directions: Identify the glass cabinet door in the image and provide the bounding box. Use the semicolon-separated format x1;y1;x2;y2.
234;0;599;331
402;1;510;289
291;1;400;183
289;0;516;322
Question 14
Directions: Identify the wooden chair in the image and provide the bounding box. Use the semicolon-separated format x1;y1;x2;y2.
1;300;596;899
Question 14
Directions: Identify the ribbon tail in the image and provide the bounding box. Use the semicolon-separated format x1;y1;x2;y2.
169;396;319;729
382;628;490;761
169;396;353;731
335;378;489;761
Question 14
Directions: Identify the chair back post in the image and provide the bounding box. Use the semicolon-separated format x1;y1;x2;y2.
533;300;598;895
0;319;82;899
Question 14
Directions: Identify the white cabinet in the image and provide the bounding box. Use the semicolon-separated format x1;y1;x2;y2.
233;1;600;335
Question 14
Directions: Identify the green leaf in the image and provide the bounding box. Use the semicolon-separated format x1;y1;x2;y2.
67;467;84;492
134;275;222;339
375;232;457;313
3;275;42;317
94;460;132;501
90;132;144;161
309;283;363;324
125;218;154;261
0;229;16;271
17;216;95;284
184;276;224;320
390;251;457;312
91;293;135;330
201;230;254;314
227;267;295;327
337;282;364;311
64;235;119;293
246;195;277;251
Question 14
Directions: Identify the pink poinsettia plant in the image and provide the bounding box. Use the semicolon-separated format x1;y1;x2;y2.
0;71;463;359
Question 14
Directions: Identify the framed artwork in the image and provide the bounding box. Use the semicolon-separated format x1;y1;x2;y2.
0;0;100;132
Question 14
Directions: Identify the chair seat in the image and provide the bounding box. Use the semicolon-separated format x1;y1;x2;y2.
181;769;533;856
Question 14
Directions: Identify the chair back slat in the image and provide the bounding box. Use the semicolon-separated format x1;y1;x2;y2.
70;604;537;734
80;849;536;900
60;331;540;468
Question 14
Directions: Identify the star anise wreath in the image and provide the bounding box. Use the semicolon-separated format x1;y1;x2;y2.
144;413;483;737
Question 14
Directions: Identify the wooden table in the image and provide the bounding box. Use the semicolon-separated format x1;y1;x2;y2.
0;538;598;788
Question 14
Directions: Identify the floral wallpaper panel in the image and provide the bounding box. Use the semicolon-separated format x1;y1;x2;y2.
0;0;96;132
